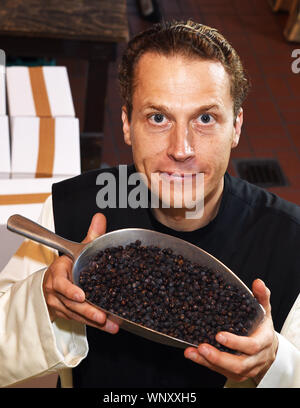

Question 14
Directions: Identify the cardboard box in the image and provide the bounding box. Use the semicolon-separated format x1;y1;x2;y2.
0;176;68;270
6;66;75;117
0;115;10;177
0;176;68;223
11;116;81;178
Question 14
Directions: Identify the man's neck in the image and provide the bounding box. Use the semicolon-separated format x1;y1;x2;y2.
151;177;224;232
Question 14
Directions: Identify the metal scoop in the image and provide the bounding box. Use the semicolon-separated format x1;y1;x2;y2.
7;214;265;349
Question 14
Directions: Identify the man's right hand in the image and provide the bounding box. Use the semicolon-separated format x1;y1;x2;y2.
42;213;119;334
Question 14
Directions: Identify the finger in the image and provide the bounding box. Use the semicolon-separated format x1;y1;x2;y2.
63;309;119;333
184;346;214;368
196;343;260;380
252;279;271;316
215;328;272;356
56;304;118;333
56;294;119;333
83;213;107;243
55;309;72;321
199;343;248;373
85;316;119;334
56;293;106;325
184;346;249;382
52;270;85;302
46;291;83;323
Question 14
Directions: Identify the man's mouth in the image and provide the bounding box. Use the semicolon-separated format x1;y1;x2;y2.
158;171;198;181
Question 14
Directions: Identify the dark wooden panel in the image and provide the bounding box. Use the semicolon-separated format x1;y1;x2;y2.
0;0;129;42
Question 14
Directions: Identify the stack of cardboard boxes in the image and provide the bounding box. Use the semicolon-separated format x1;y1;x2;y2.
0;64;81;269
7;66;81;178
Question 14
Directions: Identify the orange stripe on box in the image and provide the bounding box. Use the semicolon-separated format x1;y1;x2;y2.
0;193;51;205
29;67;52;117
15;239;57;264
36;118;55;178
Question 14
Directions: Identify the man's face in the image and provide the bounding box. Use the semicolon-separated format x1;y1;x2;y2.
122;52;243;212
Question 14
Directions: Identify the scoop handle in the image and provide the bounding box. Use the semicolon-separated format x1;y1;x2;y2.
7;214;84;260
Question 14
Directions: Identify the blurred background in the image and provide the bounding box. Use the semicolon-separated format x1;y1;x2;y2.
1;0;300;201
1;0;300;387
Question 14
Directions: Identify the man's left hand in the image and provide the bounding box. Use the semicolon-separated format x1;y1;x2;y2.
184;279;278;384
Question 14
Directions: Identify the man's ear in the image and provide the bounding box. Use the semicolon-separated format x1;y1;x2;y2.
122;106;132;146
232;108;243;148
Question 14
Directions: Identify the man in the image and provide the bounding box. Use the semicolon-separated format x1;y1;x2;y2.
0;20;299;388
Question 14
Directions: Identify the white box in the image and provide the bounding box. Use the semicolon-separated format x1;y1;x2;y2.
6;66;75;117
11;116;81;178
0;176;67;224
0;176;68;270
0;115;10;177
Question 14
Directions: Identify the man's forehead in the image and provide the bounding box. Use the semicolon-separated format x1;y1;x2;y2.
134;52;230;89
135;51;228;76
132;52;232;109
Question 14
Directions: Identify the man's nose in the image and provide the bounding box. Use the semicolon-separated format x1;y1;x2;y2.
167;123;195;162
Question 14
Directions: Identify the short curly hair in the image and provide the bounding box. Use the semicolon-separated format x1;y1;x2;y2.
118;19;250;122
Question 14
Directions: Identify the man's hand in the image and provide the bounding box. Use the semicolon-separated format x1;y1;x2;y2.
42;213;119;334
184;279;278;384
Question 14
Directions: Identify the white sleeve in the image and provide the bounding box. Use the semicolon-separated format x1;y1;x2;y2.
0;196;88;387
257;293;300;388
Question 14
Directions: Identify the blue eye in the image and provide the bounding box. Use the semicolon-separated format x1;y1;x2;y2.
151;113;165;123
199;114;212;124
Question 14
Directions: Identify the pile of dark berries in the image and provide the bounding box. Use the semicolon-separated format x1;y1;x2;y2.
79;240;260;353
